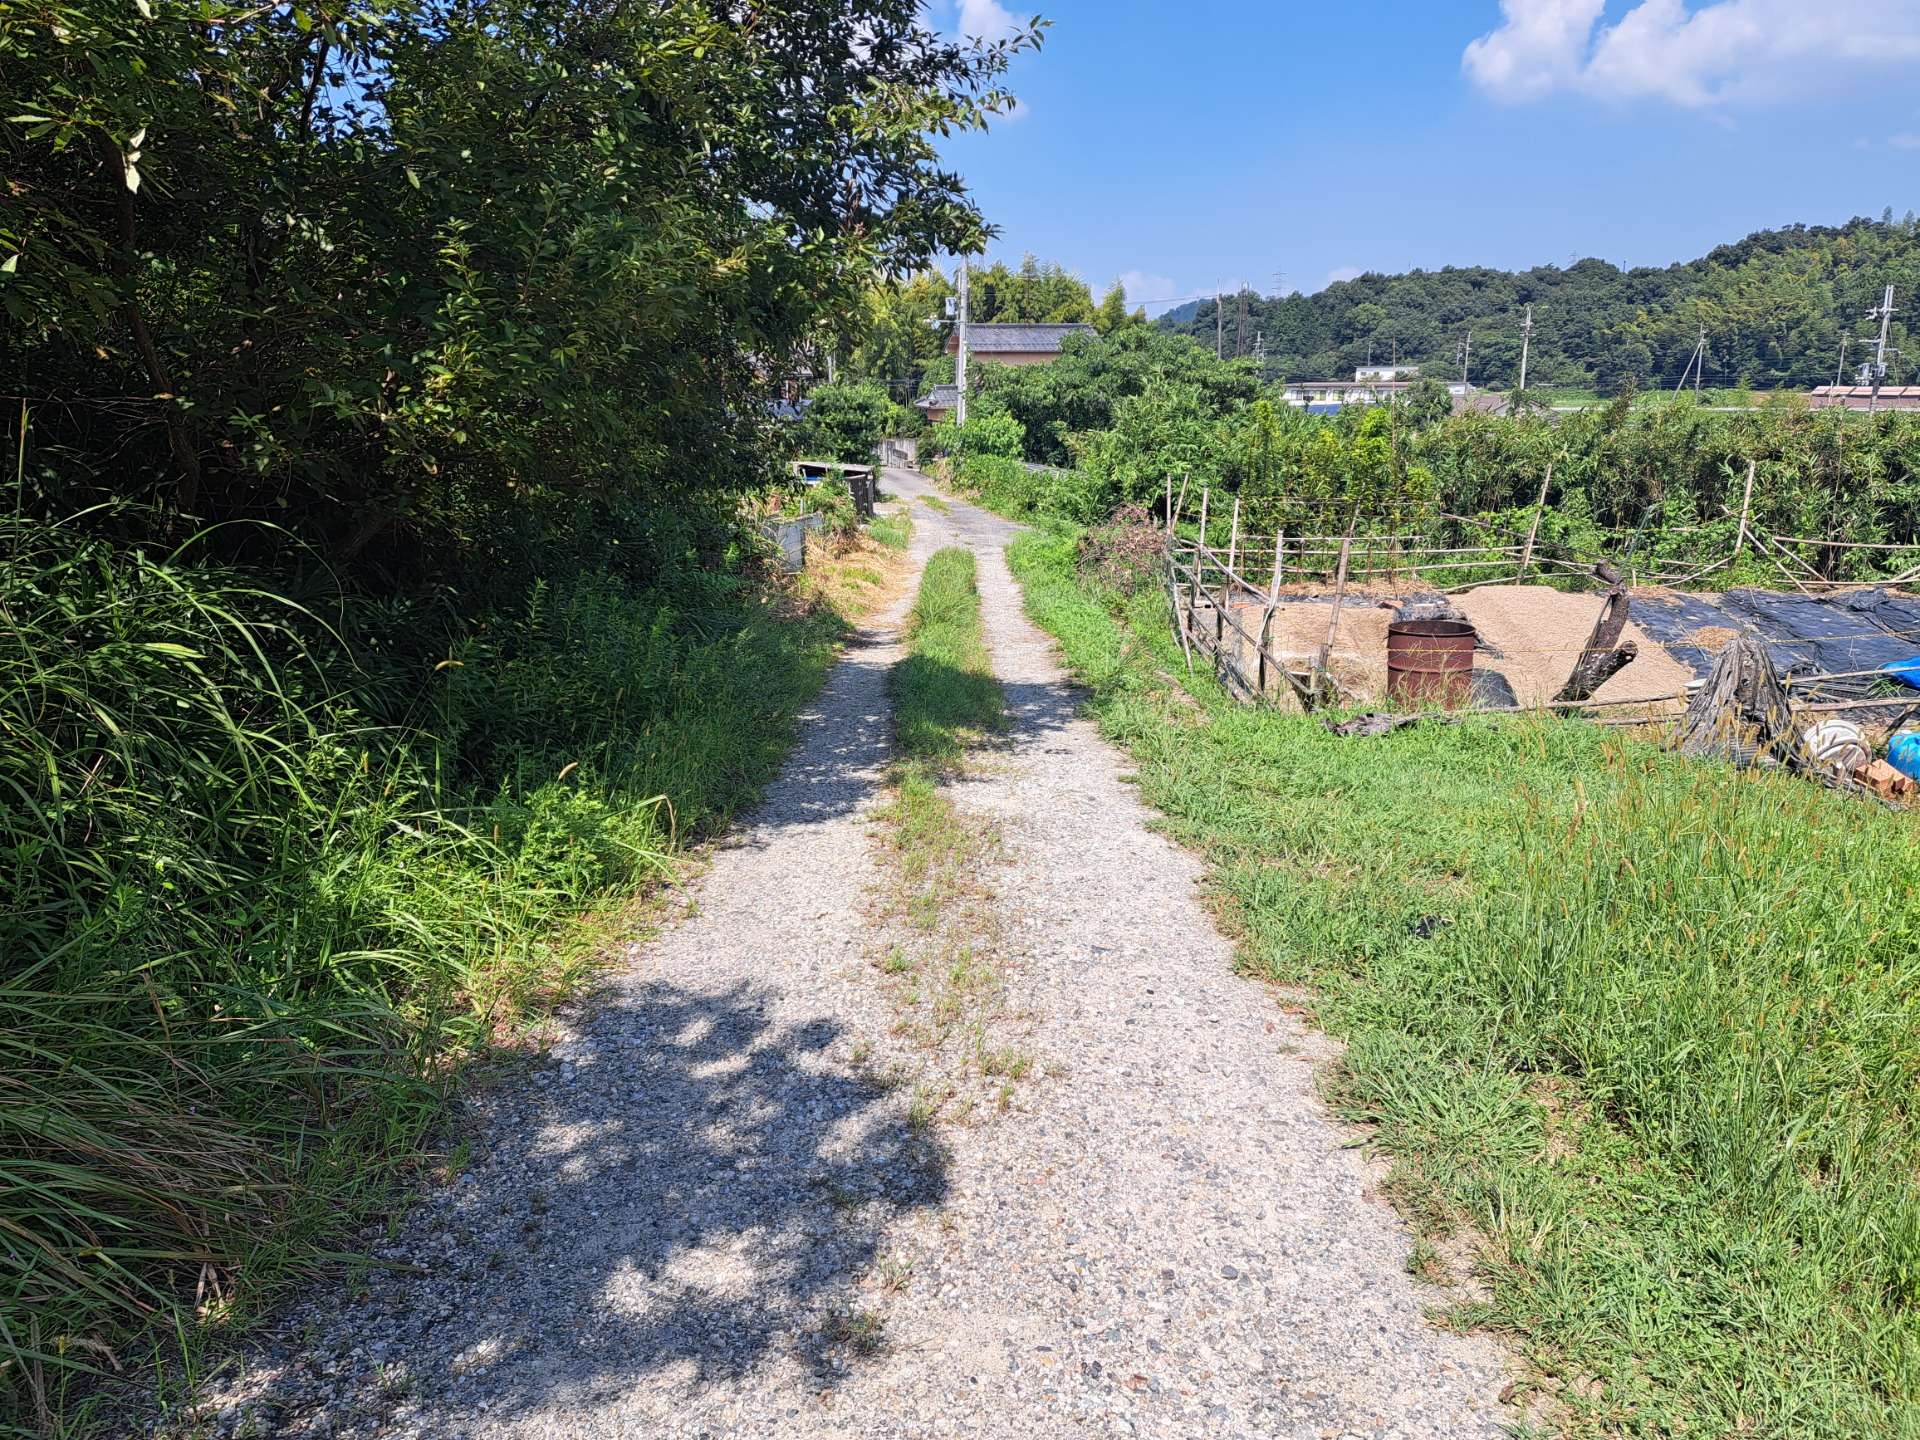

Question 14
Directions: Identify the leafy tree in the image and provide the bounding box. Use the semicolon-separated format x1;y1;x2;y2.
792;383;902;465
967;253;1096;324
972;325;1260;466
0;0;1039;566
1403;378;1455;429
1095;282;1133;334
1159;217;1919;396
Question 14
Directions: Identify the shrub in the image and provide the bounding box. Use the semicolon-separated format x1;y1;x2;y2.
792;383;902;466
931;409;1026;465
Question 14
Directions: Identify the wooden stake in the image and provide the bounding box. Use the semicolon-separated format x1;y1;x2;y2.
1518;463;1552;579
1734;458;1756;560
1313;535;1353;703
1227;497;1241;591
1257;530;1285;700
1165;474;1173;534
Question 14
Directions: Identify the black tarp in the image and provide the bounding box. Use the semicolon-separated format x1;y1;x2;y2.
1633;586;1920;698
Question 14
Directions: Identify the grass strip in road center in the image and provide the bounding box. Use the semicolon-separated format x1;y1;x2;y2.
873;548;1032;1125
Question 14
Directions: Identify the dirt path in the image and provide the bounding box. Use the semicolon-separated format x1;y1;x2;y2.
193;474;1509;1439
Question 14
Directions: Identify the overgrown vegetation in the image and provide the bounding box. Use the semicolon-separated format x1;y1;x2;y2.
792;383;913;467
1;0;1034;1426
1010;525;1920;1438
931;319;1920;583
1;506;877;1431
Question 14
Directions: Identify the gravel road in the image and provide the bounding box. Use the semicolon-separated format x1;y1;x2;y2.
190;471;1512;1439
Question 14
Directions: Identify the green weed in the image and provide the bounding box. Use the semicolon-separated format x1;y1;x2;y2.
0;510;848;1429
1008;525;1920;1439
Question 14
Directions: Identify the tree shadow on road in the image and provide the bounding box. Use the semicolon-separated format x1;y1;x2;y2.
211;979;946;1436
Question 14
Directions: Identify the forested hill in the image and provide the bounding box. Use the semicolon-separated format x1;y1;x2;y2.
1161;215;1919;394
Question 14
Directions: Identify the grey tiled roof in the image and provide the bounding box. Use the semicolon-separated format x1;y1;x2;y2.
955;323;1097;354
915;384;960;410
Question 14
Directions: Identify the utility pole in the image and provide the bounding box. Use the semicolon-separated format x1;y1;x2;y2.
1835;335;1850;391
955;258;970;426
1236;285;1250;359
1866;285;1898;414
1215;290;1224;361
1457;330;1472;389
1518;304;1534;394
1673;323;1707;395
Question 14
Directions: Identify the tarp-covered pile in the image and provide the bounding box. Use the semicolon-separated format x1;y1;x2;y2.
1634;586;1920;698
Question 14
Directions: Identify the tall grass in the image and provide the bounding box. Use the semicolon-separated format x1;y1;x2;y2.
0;511;845;1432
1008;526;1920;1437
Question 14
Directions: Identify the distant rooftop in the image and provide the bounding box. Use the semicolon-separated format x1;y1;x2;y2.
915;383;960;411
951;322;1097;354
1810;385;1920;410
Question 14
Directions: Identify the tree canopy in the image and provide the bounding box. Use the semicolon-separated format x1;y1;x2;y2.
1161;216;1920;395
2;0;1037;567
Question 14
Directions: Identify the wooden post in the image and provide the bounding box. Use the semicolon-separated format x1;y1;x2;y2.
1313;535;1353;703
1165;474;1174;534
1173;473;1190;536
1733;457;1756;560
1518;462;1553;580
1191;487;1209;643
1257;530;1285;700
1227;497;1241;589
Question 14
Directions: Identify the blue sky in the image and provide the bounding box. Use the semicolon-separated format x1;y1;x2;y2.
928;0;1920;313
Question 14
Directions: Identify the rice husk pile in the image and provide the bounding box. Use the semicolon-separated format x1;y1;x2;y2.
1225;584;1695;711
1454;586;1695;709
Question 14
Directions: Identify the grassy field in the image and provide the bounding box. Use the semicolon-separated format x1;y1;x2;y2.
1008;525;1920;1438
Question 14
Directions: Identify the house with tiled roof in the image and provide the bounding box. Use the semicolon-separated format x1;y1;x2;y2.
916;323;1097;424
945;322;1096;366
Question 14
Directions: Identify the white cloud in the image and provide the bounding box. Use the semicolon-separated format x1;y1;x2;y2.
1892;132;1920;149
1462;0;1604;102
1321;266;1363;291
1116;270;1182;307
954;0;1019;43
1464;0;1920;108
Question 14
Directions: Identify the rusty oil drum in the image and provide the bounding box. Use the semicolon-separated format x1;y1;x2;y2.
1386;620;1476;709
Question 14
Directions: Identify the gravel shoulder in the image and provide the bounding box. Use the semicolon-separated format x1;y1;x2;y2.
187;475;1512;1439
